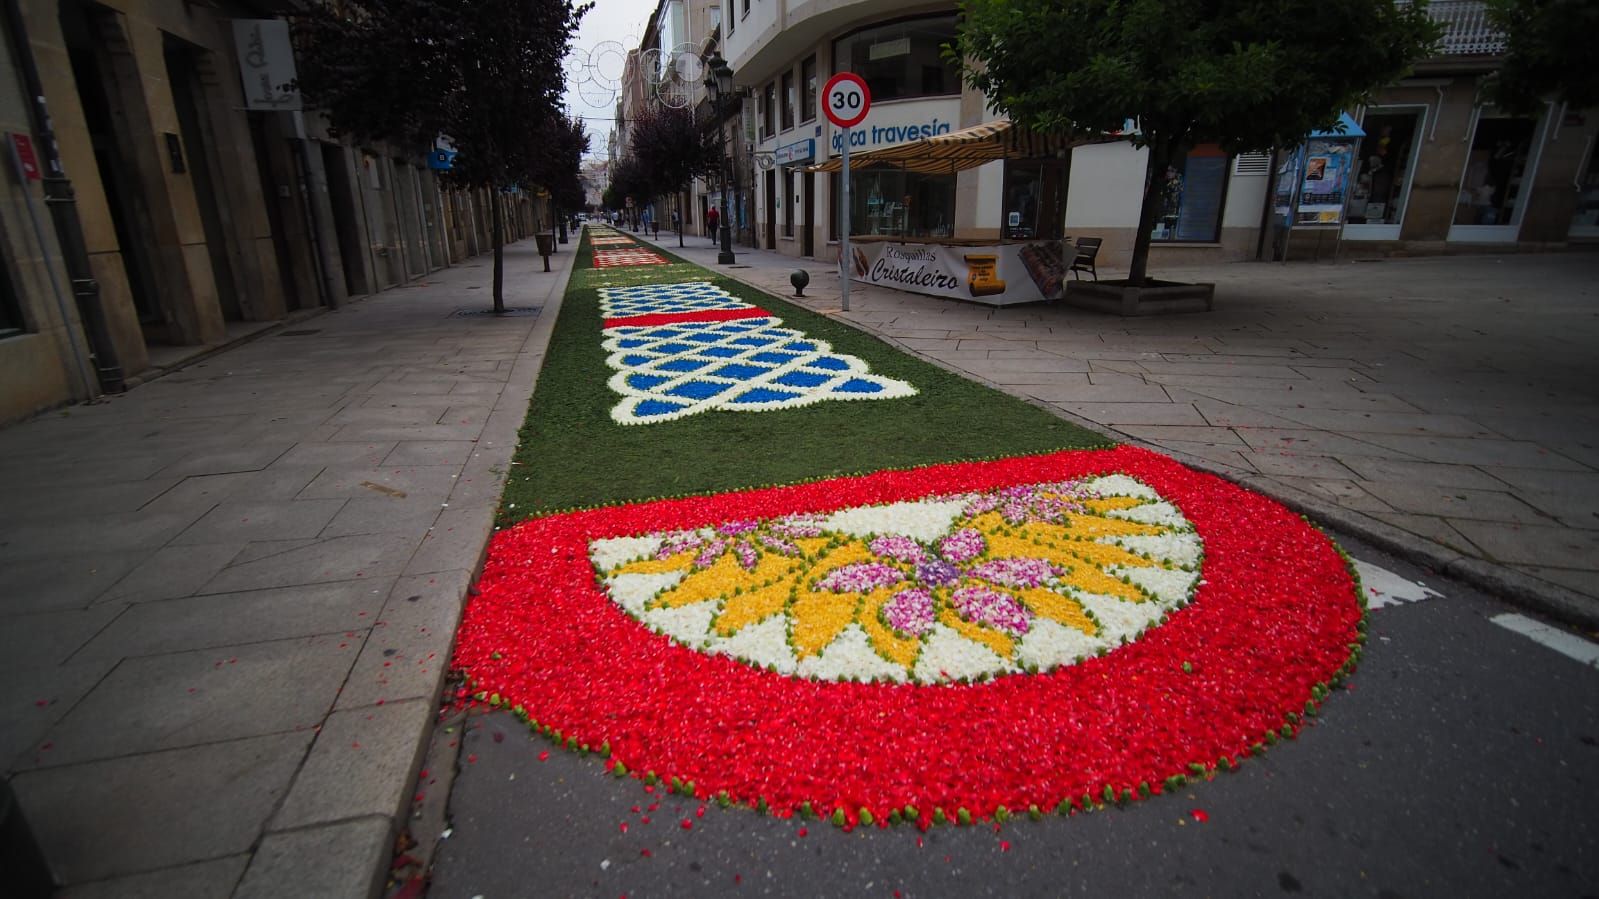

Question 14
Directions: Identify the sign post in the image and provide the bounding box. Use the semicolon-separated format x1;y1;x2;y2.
823;73;870;312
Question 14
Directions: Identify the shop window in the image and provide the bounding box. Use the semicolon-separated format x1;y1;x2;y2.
832;15;958;103
1002;159;1068;240
1345;110;1421;226
741;0;748;18
849;169;955;238
762;82;775;138
1570;137;1599;236
1150;144;1230;242
0;251;24;339
1454;114;1537;226
781;71;795;131
801;57;817;122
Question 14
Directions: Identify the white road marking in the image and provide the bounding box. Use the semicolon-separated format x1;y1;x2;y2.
1490;614;1599;669
1353;559;1442;609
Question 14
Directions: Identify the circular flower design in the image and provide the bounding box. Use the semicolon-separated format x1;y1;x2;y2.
454;447;1364;827
592;476;1200;683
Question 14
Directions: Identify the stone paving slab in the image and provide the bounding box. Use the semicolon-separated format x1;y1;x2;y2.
636;231;1599;626
0;241;575;895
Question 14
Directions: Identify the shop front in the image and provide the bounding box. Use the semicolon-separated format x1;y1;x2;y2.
1447;107;1551;243
811;120;1109;306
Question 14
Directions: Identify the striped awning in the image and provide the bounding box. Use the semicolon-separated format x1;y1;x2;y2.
804;120;1122;175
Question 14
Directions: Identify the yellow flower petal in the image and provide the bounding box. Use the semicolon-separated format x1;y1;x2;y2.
790;589;859;660
713;560;804;635
937;607;1014;659
1016;587;1097;636
614;550;696;576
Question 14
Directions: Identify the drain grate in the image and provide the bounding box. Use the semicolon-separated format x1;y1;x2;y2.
278;329;322;337
454;306;540;317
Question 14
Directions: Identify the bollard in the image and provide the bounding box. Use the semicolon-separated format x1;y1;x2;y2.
790;269;810;297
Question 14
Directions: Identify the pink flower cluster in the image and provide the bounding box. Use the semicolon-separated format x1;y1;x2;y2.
938;528;987;564
869;534;927;563
949;585;1032;636
816;562;906;593
883;588;936;636
967;557;1061;589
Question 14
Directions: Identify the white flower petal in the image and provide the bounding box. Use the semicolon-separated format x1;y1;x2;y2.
1081;474;1159;500
643;600;719;644
796;624;908;682
605;571;685;615
1112;565;1200;606
1015;618;1107;670
912;624;1014;683
1103;533;1202;569
590;535;667;572
708;614;797;674
821;499;968;543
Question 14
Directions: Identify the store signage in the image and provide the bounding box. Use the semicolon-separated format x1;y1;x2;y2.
848;240;1070;305
773;138;814;165
232;19;301;111
827;98;961;155
7;133;41;181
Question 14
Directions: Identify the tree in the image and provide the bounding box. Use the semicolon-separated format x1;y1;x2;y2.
608;155;655;229
628;106;720;245
951;0;1439;286
296;0;589;312
1484;0;1599;114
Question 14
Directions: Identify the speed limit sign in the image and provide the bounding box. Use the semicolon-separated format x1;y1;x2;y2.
822;72;870;128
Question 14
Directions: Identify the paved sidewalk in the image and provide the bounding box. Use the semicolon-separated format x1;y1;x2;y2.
1;240;573;896
638;229;1599;628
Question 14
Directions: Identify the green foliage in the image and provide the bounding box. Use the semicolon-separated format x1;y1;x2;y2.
1485;0;1599;113
950;0;1438;283
628;106;722;202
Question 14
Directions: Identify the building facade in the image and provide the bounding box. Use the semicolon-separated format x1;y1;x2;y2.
0;0;544;425
720;0;1596;269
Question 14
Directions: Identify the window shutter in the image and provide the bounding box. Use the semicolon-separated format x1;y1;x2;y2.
1233;153;1271;176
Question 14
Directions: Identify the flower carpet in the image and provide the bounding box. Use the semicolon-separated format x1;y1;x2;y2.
454;226;1365;830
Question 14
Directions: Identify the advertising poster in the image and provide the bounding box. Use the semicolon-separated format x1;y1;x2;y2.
849;240;1070;306
1297;139;1354;224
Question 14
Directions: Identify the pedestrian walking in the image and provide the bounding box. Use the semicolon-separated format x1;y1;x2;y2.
706;205;720;243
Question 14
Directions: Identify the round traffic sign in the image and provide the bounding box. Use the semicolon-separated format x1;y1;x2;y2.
822;72;871;129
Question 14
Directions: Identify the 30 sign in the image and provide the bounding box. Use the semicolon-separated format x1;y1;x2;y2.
822;72;871;129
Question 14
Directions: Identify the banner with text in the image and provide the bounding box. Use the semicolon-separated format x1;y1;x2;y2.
848;240;1071;305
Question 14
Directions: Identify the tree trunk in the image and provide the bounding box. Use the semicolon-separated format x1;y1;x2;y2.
1127;135;1178;287
491;188;505;313
677;191;684;247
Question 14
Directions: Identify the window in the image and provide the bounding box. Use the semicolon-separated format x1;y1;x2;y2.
1454;114;1537;226
1002;159;1068;240
832;15;958;102
741;0;748;17
847;169;955;238
1345;110;1421;226
762;82;775;138
800;56;817;122
781;71;795;131
783;167;795;236
1150;144;1230;242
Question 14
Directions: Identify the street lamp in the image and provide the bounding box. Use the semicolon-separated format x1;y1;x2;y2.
704;53;736;265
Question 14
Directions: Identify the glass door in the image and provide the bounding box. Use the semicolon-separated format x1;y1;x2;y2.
1569;135;1599;239
1343;107;1425;241
1448;108;1549;243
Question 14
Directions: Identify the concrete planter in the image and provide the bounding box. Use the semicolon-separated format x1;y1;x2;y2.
1064;279;1215;316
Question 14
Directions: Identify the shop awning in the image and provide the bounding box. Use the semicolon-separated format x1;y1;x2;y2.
1310;112;1366;139
804;120;1123;175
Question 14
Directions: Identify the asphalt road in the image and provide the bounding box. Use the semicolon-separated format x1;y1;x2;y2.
426;534;1599;898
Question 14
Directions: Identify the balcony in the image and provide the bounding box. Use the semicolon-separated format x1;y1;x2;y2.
1414;0;1507;56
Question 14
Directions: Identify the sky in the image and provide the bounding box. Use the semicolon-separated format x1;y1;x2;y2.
565;0;660;160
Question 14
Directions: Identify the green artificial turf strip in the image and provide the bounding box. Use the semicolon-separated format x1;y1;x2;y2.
500;229;1113;520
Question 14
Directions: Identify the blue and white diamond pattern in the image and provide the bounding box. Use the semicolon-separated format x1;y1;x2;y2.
600;281;754;319
599;283;916;425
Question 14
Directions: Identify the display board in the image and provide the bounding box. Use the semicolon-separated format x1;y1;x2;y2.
849;240;1069;306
